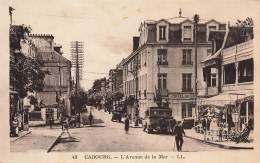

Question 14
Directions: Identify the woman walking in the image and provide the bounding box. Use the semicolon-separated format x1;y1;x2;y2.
124;117;129;134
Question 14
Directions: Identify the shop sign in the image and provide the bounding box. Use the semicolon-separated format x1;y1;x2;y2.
236;95;254;104
171;93;195;99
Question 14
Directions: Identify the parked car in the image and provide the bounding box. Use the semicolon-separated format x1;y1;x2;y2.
111;110;122;122
182;118;194;129
142;107;173;134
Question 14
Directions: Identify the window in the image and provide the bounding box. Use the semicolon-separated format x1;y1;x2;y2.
188;105;192;117
158;49;168;65
238;59;253;83
224;63;236;84
209;26;217;31
158;74;167;90
182;103;192;119
207;49;212;56
211;74;217;87
183;26;192;41
183;49;192;65
182;73;192;92
159;26;166;40
182;103;186;119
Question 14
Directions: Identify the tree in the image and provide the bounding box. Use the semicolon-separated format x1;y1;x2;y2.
10;25;49;99
70;89;88;114
236;17;254;27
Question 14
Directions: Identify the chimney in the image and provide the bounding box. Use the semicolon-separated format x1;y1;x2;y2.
133;37;140;52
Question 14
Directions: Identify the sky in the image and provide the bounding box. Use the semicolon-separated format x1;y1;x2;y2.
8;0;259;90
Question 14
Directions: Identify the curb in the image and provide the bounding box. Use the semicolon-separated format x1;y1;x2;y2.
10;131;32;142
47;132;64;153
185;135;254;149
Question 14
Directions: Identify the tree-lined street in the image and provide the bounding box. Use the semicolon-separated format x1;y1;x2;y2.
51;108;228;152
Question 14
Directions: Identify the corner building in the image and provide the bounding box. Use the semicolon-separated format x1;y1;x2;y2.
122;17;226;121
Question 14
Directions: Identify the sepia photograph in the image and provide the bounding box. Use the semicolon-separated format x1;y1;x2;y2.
1;0;260;162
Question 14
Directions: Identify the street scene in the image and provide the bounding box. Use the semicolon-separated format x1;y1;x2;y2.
8;0;256;155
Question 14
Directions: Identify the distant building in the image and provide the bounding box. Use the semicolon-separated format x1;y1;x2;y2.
122;15;226;121
108;58;124;93
29;34;72;120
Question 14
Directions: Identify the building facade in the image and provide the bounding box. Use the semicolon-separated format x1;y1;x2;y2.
200;25;254;131
123;17;226;121
29;34;72;120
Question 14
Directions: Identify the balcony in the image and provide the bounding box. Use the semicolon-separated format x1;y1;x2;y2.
157;61;168;66
182;61;193;66
182;88;193;92
198;87;218;96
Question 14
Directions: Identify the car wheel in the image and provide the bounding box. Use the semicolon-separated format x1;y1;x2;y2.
148;129;153;134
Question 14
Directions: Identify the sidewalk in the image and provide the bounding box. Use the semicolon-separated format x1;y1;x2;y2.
10;130;32;142
185;129;254;149
10;126;63;152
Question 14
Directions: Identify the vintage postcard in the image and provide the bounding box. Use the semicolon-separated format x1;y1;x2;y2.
0;0;260;162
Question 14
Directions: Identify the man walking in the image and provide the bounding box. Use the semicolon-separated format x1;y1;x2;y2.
173;121;185;151
159;117;166;135
88;113;93;126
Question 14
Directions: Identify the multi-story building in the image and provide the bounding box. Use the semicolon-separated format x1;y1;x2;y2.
10;25;37;131
29;34;72;120
108;59;124;93
122;15;226;121
201;25;254;131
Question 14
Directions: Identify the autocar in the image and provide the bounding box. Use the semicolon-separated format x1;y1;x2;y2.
182;118;194;129
111;110;122;122
142;107;173;134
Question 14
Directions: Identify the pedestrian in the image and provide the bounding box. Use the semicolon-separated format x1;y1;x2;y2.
48;116;54;130
11;116;19;137
63;116;71;138
202;117;207;141
170;118;177;136
124;116;129;134
159;117;166;135
219;125;223;142
173;121;185;151
88;113;93;126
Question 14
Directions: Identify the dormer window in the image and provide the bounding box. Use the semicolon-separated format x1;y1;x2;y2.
181;19;194;42
183;26;192;41
206;19;220;42
159;26;166;40
156;19;169;42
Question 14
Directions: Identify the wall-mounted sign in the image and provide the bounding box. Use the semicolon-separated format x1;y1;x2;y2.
171;93;195;99
236;95;254;104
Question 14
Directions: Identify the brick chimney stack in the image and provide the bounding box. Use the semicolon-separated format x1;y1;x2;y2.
133;37;140;52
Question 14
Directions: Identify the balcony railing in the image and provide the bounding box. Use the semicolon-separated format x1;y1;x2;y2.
157;61;168;65
182;61;193;66
182;88;193;92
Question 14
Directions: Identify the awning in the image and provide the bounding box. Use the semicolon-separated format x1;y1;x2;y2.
200;93;247;107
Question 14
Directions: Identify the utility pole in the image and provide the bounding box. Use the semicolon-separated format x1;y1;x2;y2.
9;6;14;25
70;41;84;127
194;14;199;125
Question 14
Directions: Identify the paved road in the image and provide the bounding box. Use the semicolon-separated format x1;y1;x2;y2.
10;126;61;152
51;109;229;152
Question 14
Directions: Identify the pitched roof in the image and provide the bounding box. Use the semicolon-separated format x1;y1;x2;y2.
208;31;226;41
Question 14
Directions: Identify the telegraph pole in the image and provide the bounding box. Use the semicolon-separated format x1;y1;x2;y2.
70;41;84;127
194;14;199;124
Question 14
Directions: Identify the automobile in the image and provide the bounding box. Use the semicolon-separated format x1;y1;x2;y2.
111;110;122;122
182;118;195;129
142;107;173;134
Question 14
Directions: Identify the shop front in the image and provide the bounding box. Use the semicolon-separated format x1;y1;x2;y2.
195;93;253;141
